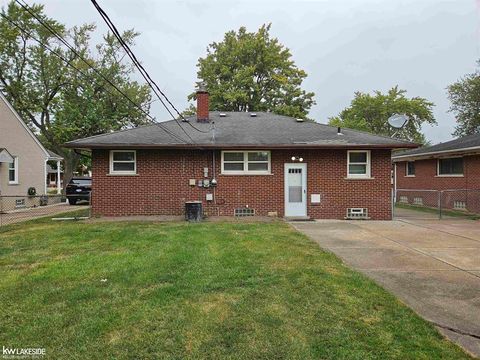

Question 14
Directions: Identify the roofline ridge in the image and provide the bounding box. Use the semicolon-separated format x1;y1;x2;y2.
65;123;156;144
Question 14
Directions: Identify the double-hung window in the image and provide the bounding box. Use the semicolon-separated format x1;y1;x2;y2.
347;150;371;178
8;156;18;184
222;151;271;174
437;157;463;176
406;161;415;176
109;150;136;175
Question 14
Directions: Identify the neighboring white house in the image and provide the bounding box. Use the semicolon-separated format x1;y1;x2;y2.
0;92;62;196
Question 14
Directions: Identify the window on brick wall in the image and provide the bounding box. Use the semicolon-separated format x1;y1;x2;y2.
109;150;136;175
221;151;270;174
406;161;415;176
347;150;371;178
437;157;463;176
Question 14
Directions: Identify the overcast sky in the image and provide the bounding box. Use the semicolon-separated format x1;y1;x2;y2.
2;0;478;143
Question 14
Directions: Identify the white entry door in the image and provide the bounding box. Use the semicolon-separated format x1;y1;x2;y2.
284;163;307;217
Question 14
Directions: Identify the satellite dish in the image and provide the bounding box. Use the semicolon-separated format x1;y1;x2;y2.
388;114;409;129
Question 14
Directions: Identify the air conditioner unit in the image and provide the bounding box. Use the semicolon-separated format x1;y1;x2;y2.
346;208;369;220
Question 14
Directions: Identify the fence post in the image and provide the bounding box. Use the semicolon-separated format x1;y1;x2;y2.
438;191;442;220
391;188;395;219
89;190;92;219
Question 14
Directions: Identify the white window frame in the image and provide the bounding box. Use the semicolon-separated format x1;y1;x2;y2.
347;150;371;179
437;157;464;177
109;150;137;175
8;156;19;184
405;161;415;177
221;150;271;175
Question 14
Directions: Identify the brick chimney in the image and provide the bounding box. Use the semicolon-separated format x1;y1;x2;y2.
196;82;209;123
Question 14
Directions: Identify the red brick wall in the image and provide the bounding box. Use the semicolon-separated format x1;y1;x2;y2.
91;149;393;219
395;155;480;212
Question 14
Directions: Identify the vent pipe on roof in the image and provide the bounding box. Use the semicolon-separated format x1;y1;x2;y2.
196;82;209;123
337;127;343;135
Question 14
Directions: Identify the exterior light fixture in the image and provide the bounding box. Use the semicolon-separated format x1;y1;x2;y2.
299;157;304;162
291;156;296;161
291;156;304;162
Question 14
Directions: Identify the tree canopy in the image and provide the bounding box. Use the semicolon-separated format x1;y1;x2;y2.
0;1;151;184
189;24;315;119
447;61;480;137
328;87;436;144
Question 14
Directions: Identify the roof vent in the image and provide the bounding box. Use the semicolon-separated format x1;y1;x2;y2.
219;113;226;117
250;113;257;117
296;118;304;122
337;127;344;136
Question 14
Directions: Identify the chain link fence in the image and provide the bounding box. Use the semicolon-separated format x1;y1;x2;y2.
0;194;89;227
394;189;480;220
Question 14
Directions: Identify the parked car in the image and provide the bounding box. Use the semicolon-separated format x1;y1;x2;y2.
66;177;92;205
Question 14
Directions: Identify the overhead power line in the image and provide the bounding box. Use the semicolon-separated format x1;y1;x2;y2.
9;0;190;144
89;0;210;135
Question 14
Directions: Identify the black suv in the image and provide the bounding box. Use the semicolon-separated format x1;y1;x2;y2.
66;177;92;205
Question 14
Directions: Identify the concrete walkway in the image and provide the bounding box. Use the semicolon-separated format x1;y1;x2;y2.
0;203;89;226
291;219;480;357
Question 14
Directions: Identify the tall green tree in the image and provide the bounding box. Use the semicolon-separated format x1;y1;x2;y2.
0;1;151;186
189;24;315;119
447;61;480;137
328;86;436;144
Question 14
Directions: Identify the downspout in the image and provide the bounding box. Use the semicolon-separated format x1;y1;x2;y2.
56;159;61;194
44;159;48;195
393;162;397;219
212;150;216;204
211;121;218;214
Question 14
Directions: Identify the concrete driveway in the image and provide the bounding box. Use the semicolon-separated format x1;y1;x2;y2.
291;218;480;357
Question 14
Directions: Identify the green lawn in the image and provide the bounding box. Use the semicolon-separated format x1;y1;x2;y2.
0;217;471;359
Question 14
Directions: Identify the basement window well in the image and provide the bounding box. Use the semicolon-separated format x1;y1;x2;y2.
234;208;255;217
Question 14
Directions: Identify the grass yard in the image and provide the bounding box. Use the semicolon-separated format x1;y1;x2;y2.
0;217;471;359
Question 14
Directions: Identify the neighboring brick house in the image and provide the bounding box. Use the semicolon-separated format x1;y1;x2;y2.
65;89;416;220
393;133;480;213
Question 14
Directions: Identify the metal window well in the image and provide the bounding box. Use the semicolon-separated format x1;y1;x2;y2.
346;208;369;219
185;201;203;221
234;208;255;217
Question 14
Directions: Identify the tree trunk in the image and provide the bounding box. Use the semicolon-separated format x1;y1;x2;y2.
63;151;81;191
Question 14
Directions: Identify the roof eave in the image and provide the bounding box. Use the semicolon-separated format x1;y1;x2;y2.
64;142;418;150
392;145;480;162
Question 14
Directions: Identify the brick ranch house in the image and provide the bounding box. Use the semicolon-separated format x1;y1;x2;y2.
393;133;480;213
65;90;416;220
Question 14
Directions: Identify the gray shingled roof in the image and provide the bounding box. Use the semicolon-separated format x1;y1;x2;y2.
47;149;63;160
393;133;480;160
65;111;417;149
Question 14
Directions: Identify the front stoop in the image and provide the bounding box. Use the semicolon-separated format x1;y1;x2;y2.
285;216;313;221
